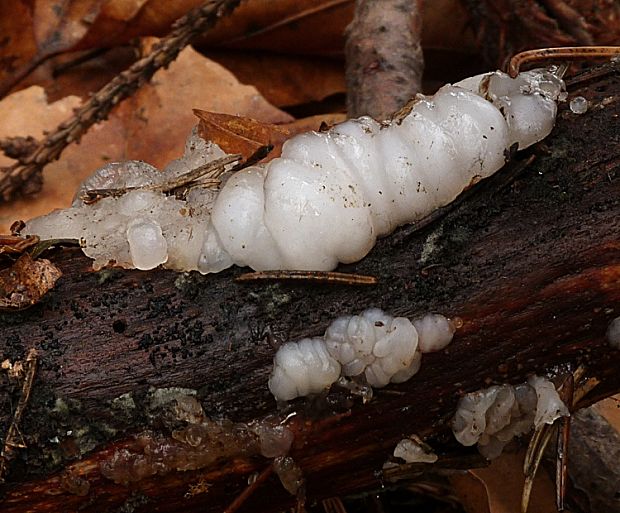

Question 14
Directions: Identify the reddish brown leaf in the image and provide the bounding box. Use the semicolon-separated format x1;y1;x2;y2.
195;111;348;162
451;451;558;513
194;109;292;161
0;253;61;310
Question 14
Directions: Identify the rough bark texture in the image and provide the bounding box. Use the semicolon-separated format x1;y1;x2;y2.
345;0;424;119
0;69;619;512
461;0;620;68
566;406;620;512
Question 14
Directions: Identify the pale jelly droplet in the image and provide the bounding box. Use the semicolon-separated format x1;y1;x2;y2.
569;96;588;115
126;218;168;270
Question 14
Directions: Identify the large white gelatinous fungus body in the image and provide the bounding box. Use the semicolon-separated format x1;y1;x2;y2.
268;338;341;402
25;69;564;274
451;376;568;460
268;309;456;401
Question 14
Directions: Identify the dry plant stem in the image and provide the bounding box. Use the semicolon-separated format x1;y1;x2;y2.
345;0;424;120
223;464;273;513
0;348;37;483
556;416;570;511
0;0;242;203
508;46;620;77
80;153;241;204
235;271;378;286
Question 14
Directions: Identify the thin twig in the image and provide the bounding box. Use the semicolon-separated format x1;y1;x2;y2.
0;348;38;483
0;0;242;202
508;46;620;78
235;270;378;286
80;153;240;204
222;464;274;513
522;423;555;513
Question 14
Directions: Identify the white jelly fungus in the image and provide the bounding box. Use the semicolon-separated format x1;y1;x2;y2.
393;437;438;464
26;69;564;273
451;376;569;460
268;309;455;401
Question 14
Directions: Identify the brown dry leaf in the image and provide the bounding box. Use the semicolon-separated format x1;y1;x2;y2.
0;253;62;310
451;451;558;513
0;0;204;93
194;111;347;162
450;471;492;513
195;110;292;160
594;396;620;432
205;51;346;108
199;0;353;56
0;45;290;232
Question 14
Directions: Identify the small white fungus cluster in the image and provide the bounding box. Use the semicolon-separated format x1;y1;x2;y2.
25;69;564;274
393;437;438;464
268;309;456;401
451;375;569;459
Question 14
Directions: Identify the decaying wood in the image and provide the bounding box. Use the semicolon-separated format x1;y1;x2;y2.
345;0;424;119
0;70;619;513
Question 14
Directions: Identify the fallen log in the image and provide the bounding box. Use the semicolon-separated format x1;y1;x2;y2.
0;66;619;513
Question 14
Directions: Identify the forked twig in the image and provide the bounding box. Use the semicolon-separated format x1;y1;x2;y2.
0;0;242;202
0;348;38;483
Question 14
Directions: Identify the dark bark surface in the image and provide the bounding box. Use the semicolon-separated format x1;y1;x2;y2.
0;69;619;512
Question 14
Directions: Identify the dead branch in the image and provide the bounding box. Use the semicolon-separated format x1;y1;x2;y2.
0;0;242;203
0;69;618;513
345;0;424;119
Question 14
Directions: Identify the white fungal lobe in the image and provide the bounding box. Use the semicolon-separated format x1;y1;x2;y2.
25;69;564;273
268;309;455;401
451;375;569;460
393;437;438;464
606;316;620;348
268;338;341;402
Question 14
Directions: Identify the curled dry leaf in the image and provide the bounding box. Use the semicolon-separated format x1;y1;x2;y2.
194;110;348;162
0;253;62;310
194;109;291;161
